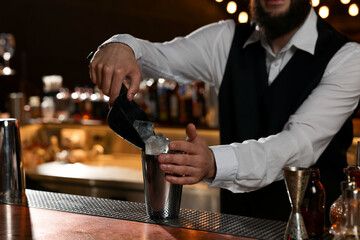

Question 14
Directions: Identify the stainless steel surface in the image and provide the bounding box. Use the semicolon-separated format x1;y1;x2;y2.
142;151;182;219
0;189;287;240
0;118;26;203
283;167;311;240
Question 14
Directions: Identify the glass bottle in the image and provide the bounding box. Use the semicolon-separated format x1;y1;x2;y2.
330;181;357;235
28;96;41;119
301;168;326;238
333;188;360;240
344;165;360;187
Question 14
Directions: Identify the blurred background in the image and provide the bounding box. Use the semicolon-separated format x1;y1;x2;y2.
0;0;358;113
0;0;359;212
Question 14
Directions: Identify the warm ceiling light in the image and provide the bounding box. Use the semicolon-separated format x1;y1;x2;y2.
215;0;223;2
349;3;359;16
341;0;351;4
238;11;248;23
227;1;237;14
311;0;320;7
319;6;329;18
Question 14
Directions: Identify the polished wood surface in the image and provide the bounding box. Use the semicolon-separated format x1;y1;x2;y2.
0;204;254;240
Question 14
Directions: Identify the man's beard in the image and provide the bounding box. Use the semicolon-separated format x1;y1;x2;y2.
250;0;311;40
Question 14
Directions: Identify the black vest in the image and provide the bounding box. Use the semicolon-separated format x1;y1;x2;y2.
218;16;352;225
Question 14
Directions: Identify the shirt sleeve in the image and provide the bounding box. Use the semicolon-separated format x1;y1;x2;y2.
99;20;235;90
209;42;360;193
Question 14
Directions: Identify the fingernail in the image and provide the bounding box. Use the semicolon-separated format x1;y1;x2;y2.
127;93;134;101
160;164;167;171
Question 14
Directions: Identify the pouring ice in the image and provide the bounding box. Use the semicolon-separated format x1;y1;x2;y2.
133;120;155;142
145;134;170;155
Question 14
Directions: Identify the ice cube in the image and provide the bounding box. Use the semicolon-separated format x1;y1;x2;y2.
133;120;154;142
145;134;170;155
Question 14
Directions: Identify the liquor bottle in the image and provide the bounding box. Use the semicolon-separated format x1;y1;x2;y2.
333;189;360;240
344;165;360;187
70;87;82;120
55;88;71;122
178;84;193;125
163;80;178;125
90;86;109;121
80;87;93;120
192;82;206;126
301;168;326;239
157;78;169;124
28;96;41;119
329;181;357;236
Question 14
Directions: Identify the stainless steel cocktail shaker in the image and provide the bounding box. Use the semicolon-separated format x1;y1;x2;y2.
0;118;26;204
141;151;182;219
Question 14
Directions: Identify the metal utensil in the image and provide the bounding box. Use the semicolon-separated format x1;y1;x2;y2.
86;51;148;150
283;166;310;240
107;84;148;150
0;118;26;204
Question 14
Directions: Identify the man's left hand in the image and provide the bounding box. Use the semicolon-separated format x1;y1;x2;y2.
158;123;217;185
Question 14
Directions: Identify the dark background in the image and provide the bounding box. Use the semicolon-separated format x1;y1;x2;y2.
0;0;359;112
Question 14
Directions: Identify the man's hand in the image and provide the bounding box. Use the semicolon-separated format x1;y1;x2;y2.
158;123;217;185
89;43;142;106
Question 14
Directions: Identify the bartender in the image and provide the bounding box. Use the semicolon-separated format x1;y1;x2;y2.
89;0;360;224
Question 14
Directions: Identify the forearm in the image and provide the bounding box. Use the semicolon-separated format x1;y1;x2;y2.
99;20;235;88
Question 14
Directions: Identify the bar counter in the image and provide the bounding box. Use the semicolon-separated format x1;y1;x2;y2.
0;190;288;240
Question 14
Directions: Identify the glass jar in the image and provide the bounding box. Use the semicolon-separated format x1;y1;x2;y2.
301;168;326;238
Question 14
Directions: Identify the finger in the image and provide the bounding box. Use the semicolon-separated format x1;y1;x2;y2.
186;123;197;142
94;63;103;90
164;174;201;185
158;152;191;166
89;62;97;84
109;69;124;101
101;64;113;96
108;96;116;108
126;69;141;101
168;141;197;155
160;162;198;177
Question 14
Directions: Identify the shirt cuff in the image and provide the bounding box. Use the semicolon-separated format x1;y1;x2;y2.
99;34;142;60
208;145;238;187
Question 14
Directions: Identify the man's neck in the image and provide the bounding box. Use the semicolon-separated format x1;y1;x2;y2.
267;27;299;55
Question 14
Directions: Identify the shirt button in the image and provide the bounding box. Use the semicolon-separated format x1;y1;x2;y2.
274;62;280;67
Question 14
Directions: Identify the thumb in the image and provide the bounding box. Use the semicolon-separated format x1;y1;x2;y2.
186;123;197;142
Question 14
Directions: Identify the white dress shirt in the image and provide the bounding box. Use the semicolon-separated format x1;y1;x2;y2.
101;8;360;193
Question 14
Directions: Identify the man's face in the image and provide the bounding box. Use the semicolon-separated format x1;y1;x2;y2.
250;0;311;40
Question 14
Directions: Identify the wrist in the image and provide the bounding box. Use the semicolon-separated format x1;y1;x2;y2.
206;148;217;180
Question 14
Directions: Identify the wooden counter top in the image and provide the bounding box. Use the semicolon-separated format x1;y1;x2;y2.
0;204;249;240
0;190;287;240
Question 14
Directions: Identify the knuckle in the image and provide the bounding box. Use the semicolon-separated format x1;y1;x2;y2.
114;68;124;76
133;70;142;79
89;62;96;70
102;64;112;73
95;63;103;71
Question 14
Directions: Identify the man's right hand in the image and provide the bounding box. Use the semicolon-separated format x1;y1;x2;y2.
89;43;142;106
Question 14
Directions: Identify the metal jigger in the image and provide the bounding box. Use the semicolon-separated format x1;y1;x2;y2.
283;167;311;240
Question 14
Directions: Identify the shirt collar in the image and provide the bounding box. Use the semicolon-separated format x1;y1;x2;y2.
243;8;318;56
